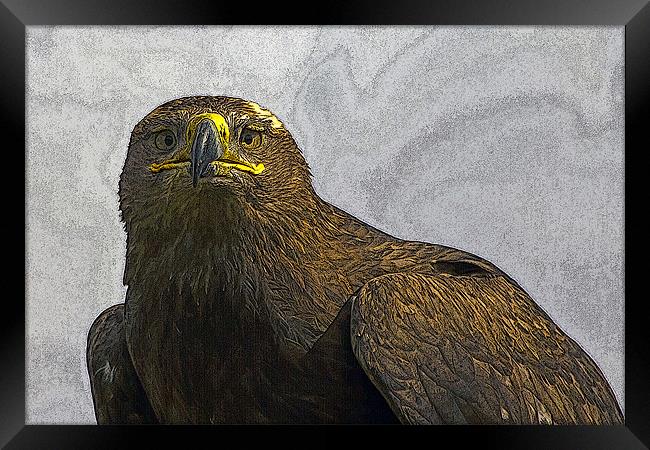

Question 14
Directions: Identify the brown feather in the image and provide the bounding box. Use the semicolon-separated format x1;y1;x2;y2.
351;273;623;424
86;95;622;424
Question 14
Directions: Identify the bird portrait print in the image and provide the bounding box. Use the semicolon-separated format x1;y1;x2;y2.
87;95;623;424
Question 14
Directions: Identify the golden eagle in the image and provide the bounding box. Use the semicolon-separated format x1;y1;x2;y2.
87;96;623;424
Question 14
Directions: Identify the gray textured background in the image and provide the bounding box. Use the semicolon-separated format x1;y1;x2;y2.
26;26;624;424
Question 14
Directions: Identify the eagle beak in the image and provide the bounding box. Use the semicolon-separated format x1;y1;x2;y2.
190;118;224;188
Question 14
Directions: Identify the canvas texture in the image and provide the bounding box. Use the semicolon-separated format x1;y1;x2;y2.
26;26;624;423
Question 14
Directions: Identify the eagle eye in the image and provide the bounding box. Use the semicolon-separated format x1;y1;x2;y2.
154;130;177;151
240;128;262;150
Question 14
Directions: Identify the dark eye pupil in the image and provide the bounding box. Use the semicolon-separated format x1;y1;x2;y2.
164;135;174;146
243;133;253;145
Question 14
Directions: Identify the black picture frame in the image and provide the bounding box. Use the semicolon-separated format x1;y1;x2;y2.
2;1;648;448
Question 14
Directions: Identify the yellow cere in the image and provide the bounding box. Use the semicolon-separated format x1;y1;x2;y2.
186;112;232;157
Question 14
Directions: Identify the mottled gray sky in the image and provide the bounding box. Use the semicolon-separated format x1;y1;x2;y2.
26;26;624;423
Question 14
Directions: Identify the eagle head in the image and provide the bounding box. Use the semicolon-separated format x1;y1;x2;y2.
119;96;315;239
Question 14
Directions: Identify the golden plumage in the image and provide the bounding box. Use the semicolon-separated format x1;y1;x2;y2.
87;96;623;424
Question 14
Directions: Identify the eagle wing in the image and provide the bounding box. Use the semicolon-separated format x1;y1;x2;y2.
349;270;623;424
87;304;158;424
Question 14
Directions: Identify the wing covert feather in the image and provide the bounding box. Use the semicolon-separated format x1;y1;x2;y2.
87;304;158;424
350;272;623;425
